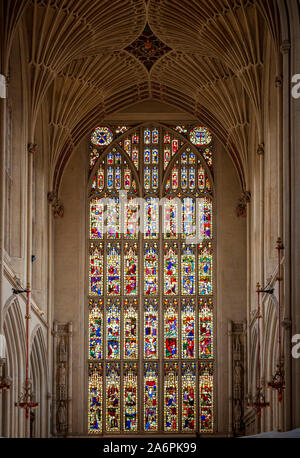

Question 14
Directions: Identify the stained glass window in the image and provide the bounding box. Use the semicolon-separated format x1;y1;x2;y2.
88;124;215;434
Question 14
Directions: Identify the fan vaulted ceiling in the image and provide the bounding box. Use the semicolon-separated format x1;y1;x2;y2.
1;0;281;192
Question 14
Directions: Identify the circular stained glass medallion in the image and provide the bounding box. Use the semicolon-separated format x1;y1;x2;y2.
91;127;113;146
190;126;212;147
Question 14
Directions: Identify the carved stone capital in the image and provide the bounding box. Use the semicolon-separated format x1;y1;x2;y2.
236;191;251;218
257;143;264;156
28;143;38;154
48;191;64;217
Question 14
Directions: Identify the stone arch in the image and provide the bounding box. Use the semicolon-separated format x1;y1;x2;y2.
30;326;49;437
2;298;26;437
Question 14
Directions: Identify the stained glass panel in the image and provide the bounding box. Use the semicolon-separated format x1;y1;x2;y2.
107;198;120;239
90;199;104;239
152;167;159;190
125;200;138;240
144;364;158;432
88;364;103;433
144;166;151;191
124;168;131;191
164;301;178;359
124;364;138;431
97;167;104;191
144;243;158;295
107;244;121;295
199;198;213;241
172;167;179;190
90;148;99;170
199;299;213;359
181;167;188;189
106;364;120;432
190;127;212;147
144;199;159;239
199;363;214;433
132;149;139;169
144;129;151;145
132;133;139;144
107;166;114;190
182;363;196;432
164;244;178;296
145;149;151;164
124;244;138;296
164;148;171;169
144;300;158;359
124;300;138;359
181;245;196;295
152;128;159;144
106;301;120;360
183;198;195;239
181;300;195;359
91;127;113;146
89;299;103;360
199;243;213;295
164;364;178;432
152;148;159;164
115;167;121;190
124;139;131;155
163;199;179;239
89;243;103;296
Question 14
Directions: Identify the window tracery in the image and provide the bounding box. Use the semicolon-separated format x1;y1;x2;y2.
88;123;215;434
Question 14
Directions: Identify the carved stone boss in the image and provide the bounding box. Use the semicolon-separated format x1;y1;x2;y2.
53;322;72;436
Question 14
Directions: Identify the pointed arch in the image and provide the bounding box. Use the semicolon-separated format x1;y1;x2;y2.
30;326;49;437
2;298;26;437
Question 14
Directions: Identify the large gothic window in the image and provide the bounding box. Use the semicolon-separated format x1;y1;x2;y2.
87;124;214;434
